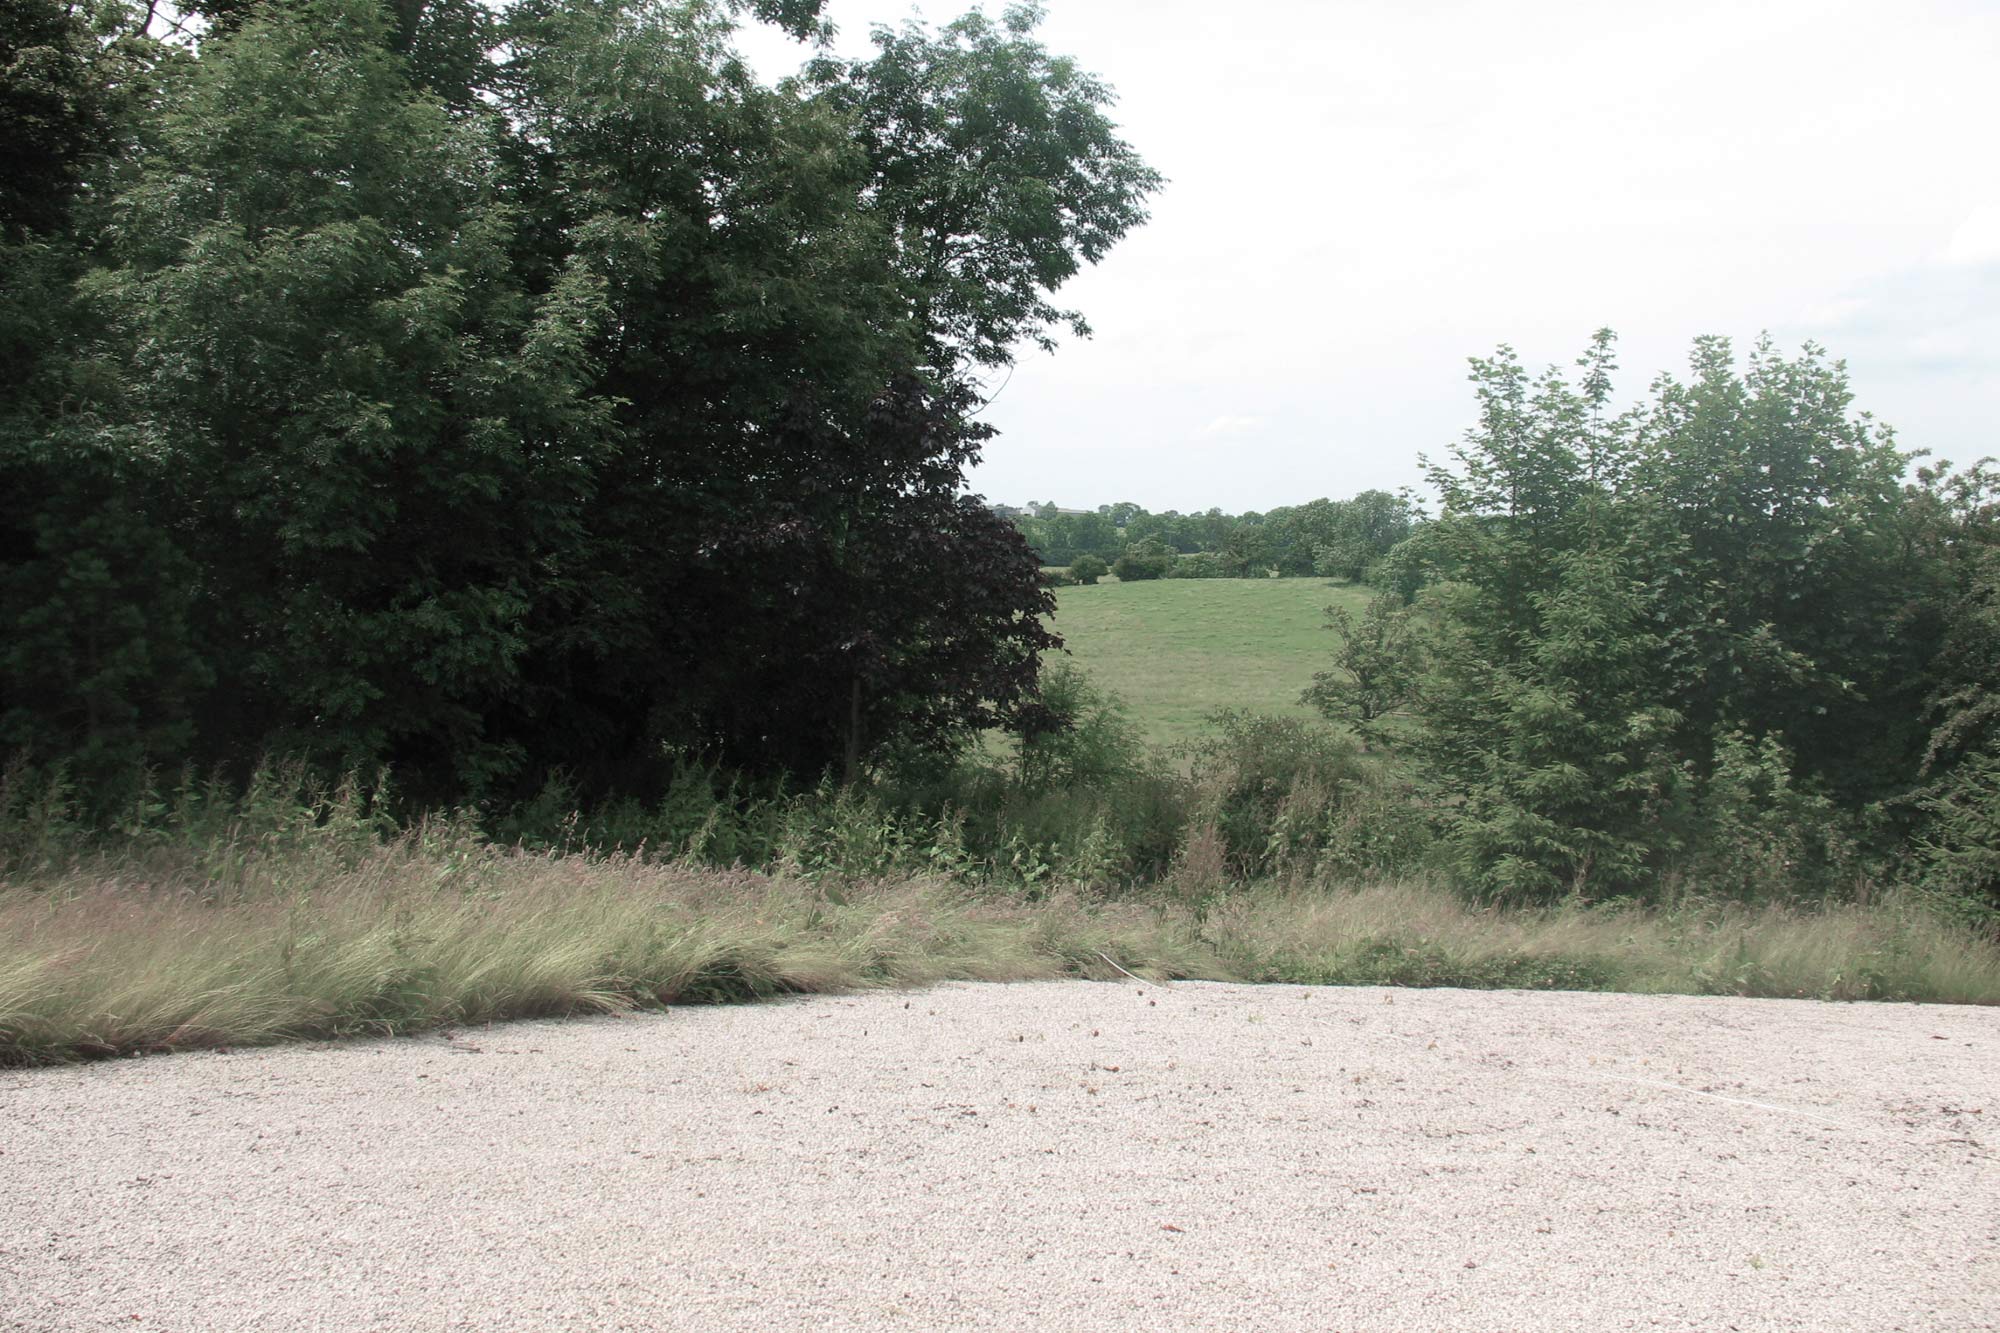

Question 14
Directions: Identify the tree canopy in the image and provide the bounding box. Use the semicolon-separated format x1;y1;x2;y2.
0;0;1159;806
1307;330;1996;910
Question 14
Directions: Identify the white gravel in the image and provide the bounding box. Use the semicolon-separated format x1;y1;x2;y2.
2;981;1995;1332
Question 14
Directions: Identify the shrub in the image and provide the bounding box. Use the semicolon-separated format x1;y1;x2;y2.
1911;745;2000;926
1068;553;1108;585
1184;711;1374;878
1301;597;1422;747
1680;729;1855;901
1013;663;1144;791
1164;551;1229;579
1110;540;1173;582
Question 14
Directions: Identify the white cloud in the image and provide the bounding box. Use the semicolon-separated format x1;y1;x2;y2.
1942;206;2000;266
1201;415;1266;439
746;0;2000;509
1798;297;1869;330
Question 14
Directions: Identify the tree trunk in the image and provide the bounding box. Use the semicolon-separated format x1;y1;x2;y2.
843;674;862;786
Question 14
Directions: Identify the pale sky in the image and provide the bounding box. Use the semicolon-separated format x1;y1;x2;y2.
741;0;2000;513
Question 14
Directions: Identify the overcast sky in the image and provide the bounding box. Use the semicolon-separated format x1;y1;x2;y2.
741;0;2000;513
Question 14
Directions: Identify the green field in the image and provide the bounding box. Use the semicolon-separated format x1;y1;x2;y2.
1046;577;1373;750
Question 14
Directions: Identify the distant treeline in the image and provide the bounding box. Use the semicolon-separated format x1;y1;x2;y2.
1005;491;1414;581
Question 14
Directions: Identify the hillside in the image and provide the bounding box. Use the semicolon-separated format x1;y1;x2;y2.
1045;577;1374;749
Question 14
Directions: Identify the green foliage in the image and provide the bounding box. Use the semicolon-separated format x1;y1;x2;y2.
1684;729;1853;900
0;0;127;241
2;0;1159;808
1068;553;1108;585
1014;507;1122;567
1630;335;1929;807
10;0;1992;929
80;0;577;796
1301;596;1422;746
1423;533;1688;901
1110;539;1173;582
1008;492;1413;579
1360;329;1957;903
0;444;211;800
817;1;1163;370
1307;490;1414;581
1164;551;1230;579
5;750;1998;1068
1914;466;2000;764
1012;663;1143;791
0;754;394;884
1180;710;1422;881
1895;462;2000;917
1911;748;2000;924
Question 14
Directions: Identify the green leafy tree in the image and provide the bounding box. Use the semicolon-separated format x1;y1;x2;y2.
1111;539;1173;582
1259;499;1330;576
495;0;1113;787
1905;460;2000;914
1216;520;1275;577
1164;550;1228;579
816;1;1163;370
1630;335;1928;806
0;0;118;240
1916;464;2000;772
1310;489;1414;582
83;0;606;796
1117;508;1173;550
1687;728;1848;900
1069;553;1108;585
2;0;1156;806
1420;525;1686;901
1381;330;1923;899
7;0;1160;800
1301;597;1421;748
1013;661;1140;789
0;1;205;797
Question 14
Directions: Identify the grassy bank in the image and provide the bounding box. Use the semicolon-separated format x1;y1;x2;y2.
5;825;1995;1066
1047;578;1372;749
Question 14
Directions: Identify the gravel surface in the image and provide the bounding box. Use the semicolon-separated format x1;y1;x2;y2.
3;981;1996;1332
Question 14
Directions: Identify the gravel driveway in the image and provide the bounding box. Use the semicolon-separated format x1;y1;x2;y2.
3;981;1995;1332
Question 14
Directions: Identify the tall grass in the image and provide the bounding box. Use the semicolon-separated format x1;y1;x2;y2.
0;825;1220;1066
5;744;1997;1067
1202;880;2000;1006
5;830;1996;1066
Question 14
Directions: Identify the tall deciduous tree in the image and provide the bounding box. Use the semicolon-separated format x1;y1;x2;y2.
814;1;1163;371
1630;335;1929;806
1368;330;1936;899
0;0;207;797
1905;460;2000;913
85;0;611;795
1;0;1155;806
1417;509;1686;900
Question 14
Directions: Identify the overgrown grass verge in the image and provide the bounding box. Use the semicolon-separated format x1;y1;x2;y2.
4;834;1995;1066
0;830;1221;1067
1203;882;2000;1005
